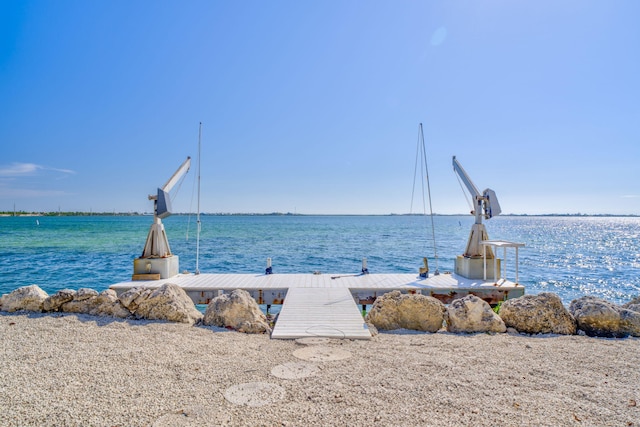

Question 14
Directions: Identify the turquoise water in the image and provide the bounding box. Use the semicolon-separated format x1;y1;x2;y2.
1;215;639;305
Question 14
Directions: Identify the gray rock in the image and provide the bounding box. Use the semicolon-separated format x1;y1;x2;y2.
569;296;640;338
0;285;49;312
499;292;577;335
61;291;99;314
92;289;131;318
365;290;446;332
118;287;153;312
135;283;203;325
203;289;271;334
95;288;119;305
622;296;640;314
620;309;640;337
75;288;99;301
43;289;76;312
446;295;506;334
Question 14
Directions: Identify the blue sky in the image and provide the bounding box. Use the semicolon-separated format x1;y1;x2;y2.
1;0;639;215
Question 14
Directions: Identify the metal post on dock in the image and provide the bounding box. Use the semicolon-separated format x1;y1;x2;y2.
515;246;520;284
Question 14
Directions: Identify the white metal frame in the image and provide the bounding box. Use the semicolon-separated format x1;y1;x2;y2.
481;240;525;284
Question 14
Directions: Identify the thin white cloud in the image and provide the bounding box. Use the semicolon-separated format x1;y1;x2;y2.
0;162;75;177
0;162;41;176
51;167;76;174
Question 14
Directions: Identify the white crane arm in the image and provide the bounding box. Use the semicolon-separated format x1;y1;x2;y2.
452;156;481;198
451;155;503;262
162;156;191;193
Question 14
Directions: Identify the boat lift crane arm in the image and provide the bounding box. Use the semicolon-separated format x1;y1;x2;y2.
161;156;192;194
452;156;501;225
452;156;501;258
141;156;191;259
150;156;191;220
452;156;481;200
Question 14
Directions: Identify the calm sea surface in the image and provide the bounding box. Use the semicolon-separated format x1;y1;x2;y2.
1;215;639;305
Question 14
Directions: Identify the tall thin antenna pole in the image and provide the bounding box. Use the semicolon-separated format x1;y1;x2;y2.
420;123;439;275
195;122;202;275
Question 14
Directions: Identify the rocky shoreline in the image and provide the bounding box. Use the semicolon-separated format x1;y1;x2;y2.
2;284;639;338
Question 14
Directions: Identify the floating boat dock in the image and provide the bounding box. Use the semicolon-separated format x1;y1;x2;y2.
109;271;524;340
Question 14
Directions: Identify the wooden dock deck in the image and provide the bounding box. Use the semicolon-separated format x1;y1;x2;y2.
109;272;524;340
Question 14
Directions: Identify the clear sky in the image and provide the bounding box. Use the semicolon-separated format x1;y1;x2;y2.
1;0;639;215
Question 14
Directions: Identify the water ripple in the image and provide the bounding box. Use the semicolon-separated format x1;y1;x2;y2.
1;215;639;305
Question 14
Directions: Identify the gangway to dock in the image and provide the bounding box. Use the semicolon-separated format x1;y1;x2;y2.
271;287;372;340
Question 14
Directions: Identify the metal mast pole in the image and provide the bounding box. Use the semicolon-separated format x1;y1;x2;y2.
195;122;202;275
420;123;439;275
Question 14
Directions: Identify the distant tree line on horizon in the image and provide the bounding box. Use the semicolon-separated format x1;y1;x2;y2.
1;211;638;218
0;211;143;217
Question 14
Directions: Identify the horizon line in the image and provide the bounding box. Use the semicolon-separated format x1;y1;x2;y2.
1;211;639;218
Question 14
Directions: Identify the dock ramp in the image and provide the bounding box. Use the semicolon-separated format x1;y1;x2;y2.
271;287;372;340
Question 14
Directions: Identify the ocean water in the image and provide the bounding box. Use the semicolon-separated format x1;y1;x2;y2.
1;215;639;306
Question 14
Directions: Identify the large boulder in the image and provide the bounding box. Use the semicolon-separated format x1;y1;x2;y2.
134;283;203;325
92;289;131;318
0;285;48;312
118;287;154;312
622;296;640;314
203;289;271;334
569;296;640;338
45;288;129;318
499;292;576;335
61;288;100;314
365;291;446;332
43;289;76;312
446;295;506;333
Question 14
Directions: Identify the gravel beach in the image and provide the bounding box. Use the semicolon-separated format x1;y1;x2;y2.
2;312;639;427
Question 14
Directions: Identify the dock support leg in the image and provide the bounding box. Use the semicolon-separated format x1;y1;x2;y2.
266;304;271;314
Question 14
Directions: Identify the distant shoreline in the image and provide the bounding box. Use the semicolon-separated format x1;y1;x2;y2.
1;212;639;218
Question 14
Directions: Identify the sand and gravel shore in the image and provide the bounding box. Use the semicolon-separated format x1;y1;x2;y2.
2;312;639;427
